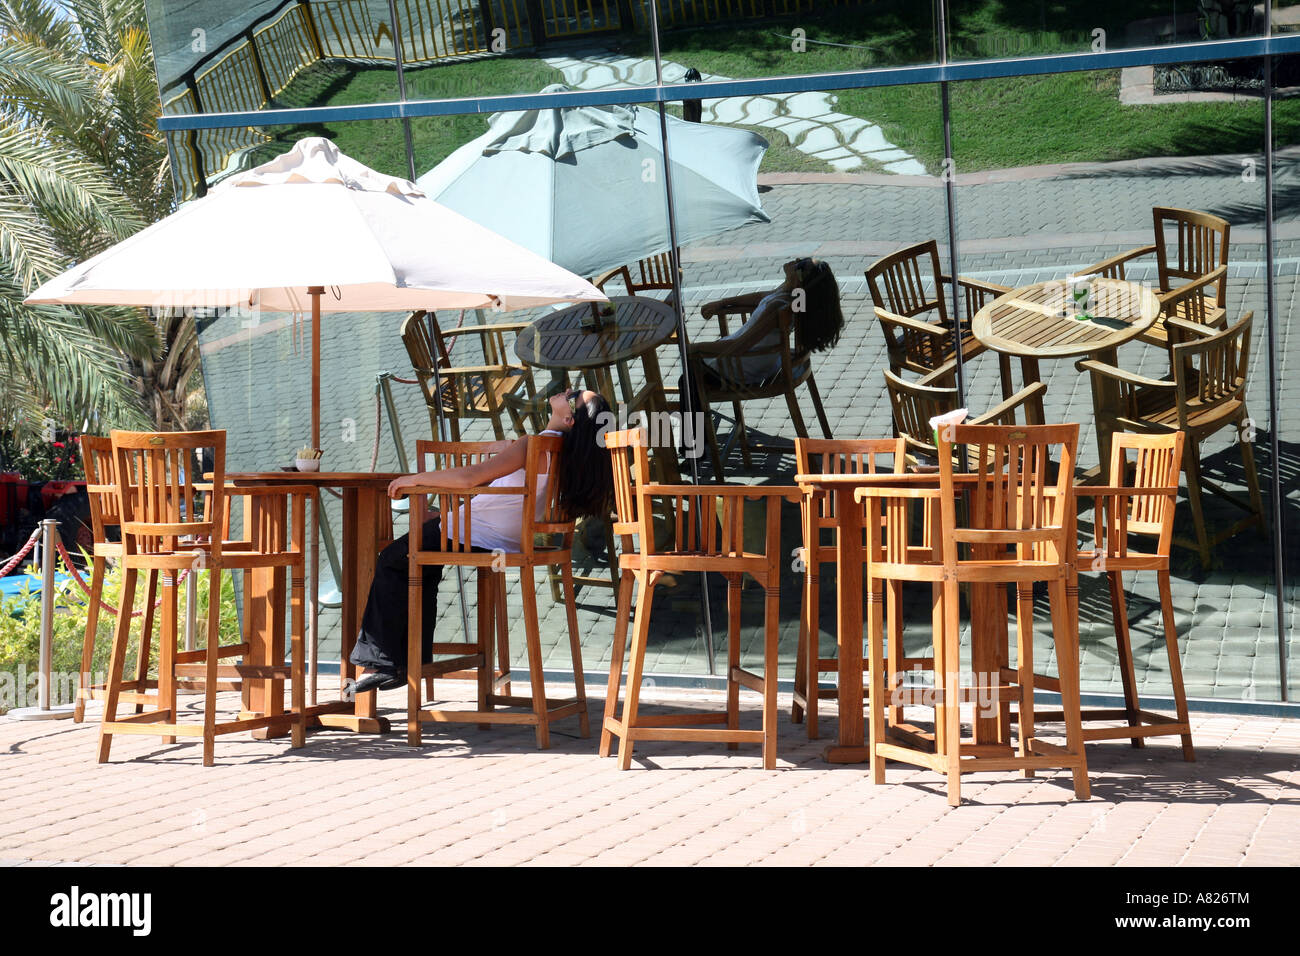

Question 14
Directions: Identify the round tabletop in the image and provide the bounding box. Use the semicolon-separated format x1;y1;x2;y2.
223;472;403;487
971;278;1161;359
514;296;678;371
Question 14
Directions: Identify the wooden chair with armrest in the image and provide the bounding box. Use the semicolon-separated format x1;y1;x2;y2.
865;239;1014;397
791;437;906;738
402;310;541;442
686;295;832;477
1082;206;1229;350
98;430;311;766
74;436;159;722
857;423;1091;807
402;435;588;749
600;427;800;769
1078;312;1263;569
1033;431;1194;758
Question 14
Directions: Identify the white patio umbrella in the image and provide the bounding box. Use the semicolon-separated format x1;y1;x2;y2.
417;87;770;280
26;135;606;448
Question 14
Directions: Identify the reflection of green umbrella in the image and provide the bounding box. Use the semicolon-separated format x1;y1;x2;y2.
418;87;770;279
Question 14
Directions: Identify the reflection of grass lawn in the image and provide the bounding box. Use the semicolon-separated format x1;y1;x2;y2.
265;2;1300;178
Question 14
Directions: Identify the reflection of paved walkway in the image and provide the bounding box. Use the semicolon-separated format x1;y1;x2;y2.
542;52;927;174
5;685;1299;864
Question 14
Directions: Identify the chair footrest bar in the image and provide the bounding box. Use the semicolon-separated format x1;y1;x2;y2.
626;727;765;743
423;655;483;677
103;709;171;725
104;721;203;737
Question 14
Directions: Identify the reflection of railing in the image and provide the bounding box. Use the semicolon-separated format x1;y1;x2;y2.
161;0;868;199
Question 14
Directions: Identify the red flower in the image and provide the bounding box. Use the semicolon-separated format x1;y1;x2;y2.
52;441;64;448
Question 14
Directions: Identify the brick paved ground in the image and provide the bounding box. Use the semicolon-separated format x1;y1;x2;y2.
1;683;1297;866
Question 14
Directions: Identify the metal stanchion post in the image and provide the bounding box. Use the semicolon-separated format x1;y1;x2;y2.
10;519;74;720
185;569;197;651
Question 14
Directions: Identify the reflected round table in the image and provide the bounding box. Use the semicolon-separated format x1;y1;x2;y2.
971;278;1161;468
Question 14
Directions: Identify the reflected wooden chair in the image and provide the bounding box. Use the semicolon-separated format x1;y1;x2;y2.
1035;432;1194;758
791;437;906;738
865;240;1013;397
686;295;832;477
402;435;588;749
857;423;1090;807
402;310;540;441
884;368;1047;470
98;430;311;766
592;250;680;307
73;436;158;722
1078;312;1263;568
1083;207;1229;350
600;427;798;769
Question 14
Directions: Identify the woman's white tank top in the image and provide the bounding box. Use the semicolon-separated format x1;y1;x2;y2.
454;429;561;553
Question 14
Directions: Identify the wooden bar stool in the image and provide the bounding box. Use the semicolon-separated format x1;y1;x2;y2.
1035;431;1194;758
600;427;799;769
97;430;312;766
403;435;588;749
858;423;1091;806
74;436;158;722
791;437;906;738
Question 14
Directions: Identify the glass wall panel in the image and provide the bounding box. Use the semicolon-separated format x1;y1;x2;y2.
948;1;1265;61
660;85;948;687
1271;53;1300;701
950;64;1280;703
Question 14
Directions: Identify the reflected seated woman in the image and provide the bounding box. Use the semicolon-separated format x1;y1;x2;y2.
350;388;614;694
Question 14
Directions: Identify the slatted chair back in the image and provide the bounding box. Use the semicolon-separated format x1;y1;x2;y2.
1154;206;1229;308
110;430;224;561
1172;311;1252;429
414;434;565;560
884;369;956;462
605;427;650;555
1095;432;1185;559
594;250;681;298
402;311;457;416
936;423;1078;568
865;239;947;323
416;439;505;557
80;436;121;542
796;437;905;550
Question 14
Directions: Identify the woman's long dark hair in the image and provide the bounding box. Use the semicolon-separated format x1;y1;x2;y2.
792;259;844;354
558;393;615;520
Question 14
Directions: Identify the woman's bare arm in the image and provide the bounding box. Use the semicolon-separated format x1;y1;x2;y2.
388;435;529;498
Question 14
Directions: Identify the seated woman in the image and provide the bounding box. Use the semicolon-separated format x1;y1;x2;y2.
351;388;614;694
682;257;842;398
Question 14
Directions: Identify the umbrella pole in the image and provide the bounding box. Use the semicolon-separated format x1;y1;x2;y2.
309;286;323;705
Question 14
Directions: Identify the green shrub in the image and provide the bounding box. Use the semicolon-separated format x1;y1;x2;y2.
0;554;241;713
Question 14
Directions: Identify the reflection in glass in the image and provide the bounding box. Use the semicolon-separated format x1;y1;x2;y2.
951;66;1278;702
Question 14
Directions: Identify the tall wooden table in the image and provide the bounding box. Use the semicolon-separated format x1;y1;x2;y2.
794;471;1016;764
225;471;401;736
971;278;1160;468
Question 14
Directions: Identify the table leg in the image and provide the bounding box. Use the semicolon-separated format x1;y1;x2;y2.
308;486;390;734
245;495;288;740
969;579;1007;747
824;485;867;764
1019;356;1045;425
1088;345;1120;474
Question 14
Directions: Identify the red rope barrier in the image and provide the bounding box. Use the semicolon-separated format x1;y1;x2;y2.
0;525;43;577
